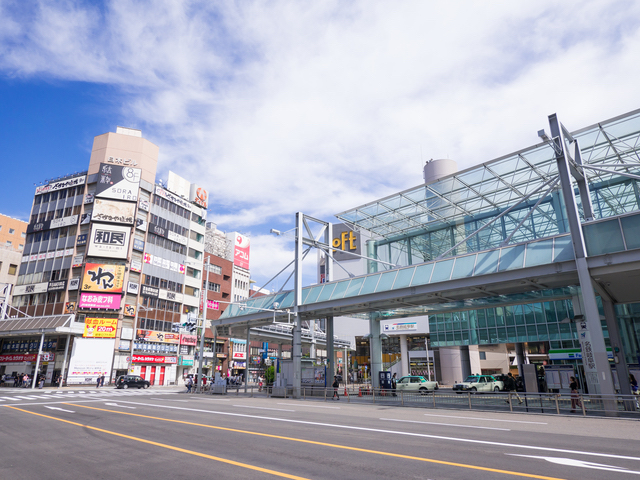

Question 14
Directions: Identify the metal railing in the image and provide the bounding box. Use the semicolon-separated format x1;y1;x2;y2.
193;384;640;418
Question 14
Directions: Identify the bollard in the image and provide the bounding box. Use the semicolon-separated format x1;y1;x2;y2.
554;394;560;415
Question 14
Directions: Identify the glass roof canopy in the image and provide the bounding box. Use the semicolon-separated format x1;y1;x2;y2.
336;108;640;240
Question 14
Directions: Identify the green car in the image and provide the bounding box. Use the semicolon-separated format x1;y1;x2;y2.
452;374;503;393
395;375;439;394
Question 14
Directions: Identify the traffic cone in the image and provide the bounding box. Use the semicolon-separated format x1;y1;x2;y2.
344;386;347;396
358;387;362;397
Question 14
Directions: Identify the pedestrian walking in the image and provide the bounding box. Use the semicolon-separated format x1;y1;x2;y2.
258;374;263;392
23;374;29;388
332;375;340;400
630;373;638;394
38;375;44;389
100;374;106;387
391;373;397;396
505;372;523;404
57;374;64;388
186;376;193;393
570;376;583;412
96;375;101;388
14;374;20;388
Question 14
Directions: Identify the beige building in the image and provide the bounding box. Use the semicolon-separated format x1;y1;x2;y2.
0;214;27;252
0;214;27;304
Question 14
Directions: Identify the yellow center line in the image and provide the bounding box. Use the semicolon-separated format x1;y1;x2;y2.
56;403;567;480
4;405;307;480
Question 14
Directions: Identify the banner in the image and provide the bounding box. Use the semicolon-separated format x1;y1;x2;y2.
180;334;197;346
96;163;141;202
78;292;121;310
83;317;118;338
124;304;136;317
82;263;125;293
35;174;85;195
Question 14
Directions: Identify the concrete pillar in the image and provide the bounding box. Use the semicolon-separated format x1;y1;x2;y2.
460;346;471;379
369;315;382;388
515;342;526;377
602;297;633;399
326;316;335;383
399;334;409;377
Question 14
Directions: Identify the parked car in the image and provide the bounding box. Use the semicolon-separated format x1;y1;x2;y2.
452;375;503;393
116;375;150;389
395;375;439;394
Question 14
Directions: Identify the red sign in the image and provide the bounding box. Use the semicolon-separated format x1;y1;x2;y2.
207;300;219;310
132;355;177;364
0;354;37;363
180;334;197;346
233;234;250;270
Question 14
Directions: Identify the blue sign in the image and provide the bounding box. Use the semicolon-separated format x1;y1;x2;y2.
133;238;145;252
77;234;88;246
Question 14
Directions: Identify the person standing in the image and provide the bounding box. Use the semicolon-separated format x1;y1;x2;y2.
332;375;340;400
505;372;523;404
570;376;582;413
96;375;101;388
186;376;193;393
391;373;397;397
101;374;106;387
630;373;638;394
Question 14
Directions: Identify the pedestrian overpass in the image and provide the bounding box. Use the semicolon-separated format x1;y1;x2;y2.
215;109;640;403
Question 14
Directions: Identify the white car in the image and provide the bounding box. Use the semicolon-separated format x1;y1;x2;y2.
395;375;439;394
452;375;504;393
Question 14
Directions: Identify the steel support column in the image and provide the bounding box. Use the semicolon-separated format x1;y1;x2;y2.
292;212;303;398
326;316;335;384
548;114;616;405
369;314;382;388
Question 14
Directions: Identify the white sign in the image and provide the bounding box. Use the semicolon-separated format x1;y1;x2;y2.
35;175;86;195
92;198;136;224
87;224;131;259
158;289;184;303
154;185;192;211
96;163;141;202
66;338;116;385
127;282;139;295
68;278;80;290
13;282;49;296
51;215;79;229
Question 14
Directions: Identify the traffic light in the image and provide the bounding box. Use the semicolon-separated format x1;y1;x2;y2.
184;320;197;332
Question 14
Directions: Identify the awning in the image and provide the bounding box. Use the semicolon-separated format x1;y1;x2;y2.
0;314;84;336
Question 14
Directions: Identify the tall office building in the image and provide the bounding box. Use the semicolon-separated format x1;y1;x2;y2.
1;127;207;387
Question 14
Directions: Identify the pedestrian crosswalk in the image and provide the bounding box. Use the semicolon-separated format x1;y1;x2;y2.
0;388;181;403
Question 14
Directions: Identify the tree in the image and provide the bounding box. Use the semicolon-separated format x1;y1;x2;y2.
265;365;275;384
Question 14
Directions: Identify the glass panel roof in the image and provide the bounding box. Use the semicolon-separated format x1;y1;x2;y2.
336;108;640;239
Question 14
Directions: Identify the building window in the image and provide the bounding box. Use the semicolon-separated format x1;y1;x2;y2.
207;264;222;275
479;351;487;360
6;241;11;246
9;228;15;234
8;264;18;275
21;232;26;238
207;282;221;293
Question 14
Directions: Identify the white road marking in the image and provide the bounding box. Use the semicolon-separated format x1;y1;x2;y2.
423;413;547;425
13;395;40;400
233;405;295;412
381;418;510;431
112;400;640;463
104;402;136;409
45;406;75;413
278;403;340;409
507;454;640;475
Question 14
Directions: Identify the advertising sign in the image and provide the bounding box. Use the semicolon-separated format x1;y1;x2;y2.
331;224;361;261
82;263;125;293
72;254;84;268
92;198;136;224
159;289;183;303
84;193;94;204
127;281;139;295
83;317;118;338
136;219;147;231
64;302;76;313
233;233;250;270
68;278;80;290
135;330;180;344
124;304;136;317
78;292;121;310
207;300;219;310
80;213;92;225
133;238;145;252
132;355;177;364
139;199;149;212
154;184;192;210
66;337;115;384
35;174;86;195
26;215;78;234
180;355;194;366
180;334;197;346
47;280;67;292
130;259;142;273
190;184;208;209
140;285;159;298
13;282;48;296
87;224;130;259
95;163;141;202
77;234;88;246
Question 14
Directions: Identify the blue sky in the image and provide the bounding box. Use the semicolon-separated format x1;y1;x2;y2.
2;1;640;289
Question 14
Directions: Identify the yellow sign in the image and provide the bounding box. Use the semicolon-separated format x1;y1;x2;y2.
84;317;118;338
332;231;357;251
82;263;125;293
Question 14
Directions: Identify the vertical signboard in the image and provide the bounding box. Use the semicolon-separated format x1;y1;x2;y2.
96;163;141;202
233;234;250;270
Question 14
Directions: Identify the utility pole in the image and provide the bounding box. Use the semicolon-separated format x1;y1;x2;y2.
196;256;210;393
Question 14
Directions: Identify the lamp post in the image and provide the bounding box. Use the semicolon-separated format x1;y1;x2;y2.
196;256;210;393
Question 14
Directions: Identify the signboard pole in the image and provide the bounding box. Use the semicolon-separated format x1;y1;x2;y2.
59;334;71;388
31;332;45;390
196;257;209;393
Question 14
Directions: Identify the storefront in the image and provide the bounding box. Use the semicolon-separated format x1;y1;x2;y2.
133;329;180;385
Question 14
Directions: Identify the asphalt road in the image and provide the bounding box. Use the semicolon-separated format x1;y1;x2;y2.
0;387;638;480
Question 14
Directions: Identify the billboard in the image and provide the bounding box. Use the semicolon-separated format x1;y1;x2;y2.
83;317;118;338
96;163;141;202
124;304;136;317
135;329;180;344
82;263;125;293
180;334;197;346
66;337;116;385
132;355;177;364
87;224;130;259
190;184;208;209
92;198;136;224
233;233;250;270
78;292;121;310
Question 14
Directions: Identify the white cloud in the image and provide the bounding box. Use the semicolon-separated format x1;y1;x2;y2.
2;0;640;285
